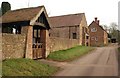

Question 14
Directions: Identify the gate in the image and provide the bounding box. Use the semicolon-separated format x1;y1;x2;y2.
33;43;43;59
32;26;46;59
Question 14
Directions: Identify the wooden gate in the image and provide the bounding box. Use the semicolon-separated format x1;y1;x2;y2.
32;26;46;59
33;43;43;59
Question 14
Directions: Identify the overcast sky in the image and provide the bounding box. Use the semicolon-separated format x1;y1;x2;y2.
0;0;119;26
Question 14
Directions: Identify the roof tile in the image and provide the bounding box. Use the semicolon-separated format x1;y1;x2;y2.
1;6;44;23
49;13;84;27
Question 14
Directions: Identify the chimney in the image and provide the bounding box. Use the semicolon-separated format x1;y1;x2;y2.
95;17;97;22
94;17;99;25
97;20;99;25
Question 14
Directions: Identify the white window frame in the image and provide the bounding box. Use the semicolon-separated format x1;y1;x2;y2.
91;37;98;41
91;27;97;32
95;37;98;41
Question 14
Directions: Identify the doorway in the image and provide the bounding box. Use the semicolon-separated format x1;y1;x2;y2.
32;26;46;59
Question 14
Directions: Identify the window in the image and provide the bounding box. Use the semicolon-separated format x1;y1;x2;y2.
91;37;98;41
91;28;97;32
33;28;41;43
95;37;98;41
2;25;21;34
86;36;89;39
73;33;77;39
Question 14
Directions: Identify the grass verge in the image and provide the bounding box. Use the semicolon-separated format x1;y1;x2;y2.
2;58;59;76
47;46;94;62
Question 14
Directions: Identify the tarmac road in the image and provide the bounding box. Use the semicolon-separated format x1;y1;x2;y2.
54;43;118;76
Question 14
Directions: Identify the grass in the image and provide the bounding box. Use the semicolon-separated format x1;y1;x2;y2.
47;46;94;62
2;58;59;76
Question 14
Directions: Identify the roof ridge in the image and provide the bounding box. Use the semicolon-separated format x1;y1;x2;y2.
9;5;44;12
93;21;107;32
2;5;44;23
50;13;84;18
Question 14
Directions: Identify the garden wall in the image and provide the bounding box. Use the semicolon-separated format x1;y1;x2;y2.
49;37;79;52
2;33;26;60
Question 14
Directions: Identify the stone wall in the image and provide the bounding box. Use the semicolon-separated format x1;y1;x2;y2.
104;31;108;45
2;33;26;60
49;37;79;52
49;26;80;39
79;14;89;46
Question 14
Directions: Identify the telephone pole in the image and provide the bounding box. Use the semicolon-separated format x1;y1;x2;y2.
28;0;30;7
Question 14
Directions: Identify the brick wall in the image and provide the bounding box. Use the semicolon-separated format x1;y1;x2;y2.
2;33;26;60
89;22;105;46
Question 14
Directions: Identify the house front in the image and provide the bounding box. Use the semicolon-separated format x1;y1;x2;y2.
89;17;108;46
1;6;51;60
49;13;89;46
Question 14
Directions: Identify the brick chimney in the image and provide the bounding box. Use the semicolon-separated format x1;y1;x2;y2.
94;17;100;25
97;20;99;25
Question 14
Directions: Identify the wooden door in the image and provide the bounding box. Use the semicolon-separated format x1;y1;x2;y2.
33;43;43;59
32;28;43;59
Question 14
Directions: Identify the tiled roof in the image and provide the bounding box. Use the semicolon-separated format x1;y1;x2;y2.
49;13;84;27
89;21;108;33
1;6;44;23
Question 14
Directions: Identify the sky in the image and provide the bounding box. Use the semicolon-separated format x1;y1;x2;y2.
0;0;119;26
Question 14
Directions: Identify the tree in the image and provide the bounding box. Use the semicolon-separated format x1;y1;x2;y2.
109;22;119;42
117;30;120;44
1;2;11;15
101;25;111;38
102;22;120;43
102;25;108;30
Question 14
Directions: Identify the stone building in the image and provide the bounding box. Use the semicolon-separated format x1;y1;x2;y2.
1;6;51;60
1;6;91;60
49;13;89;46
89;17;108;46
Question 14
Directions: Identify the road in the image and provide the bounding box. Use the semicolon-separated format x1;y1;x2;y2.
54;44;118;76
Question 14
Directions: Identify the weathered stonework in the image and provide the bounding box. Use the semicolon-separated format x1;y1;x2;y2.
49;37;79;52
1;6;52;60
79;14;89;46
49;13;89;47
25;26;33;59
2;33;26;60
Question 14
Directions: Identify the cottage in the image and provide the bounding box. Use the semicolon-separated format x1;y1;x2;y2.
49;13;89;46
89;17;108;46
1;6;51;60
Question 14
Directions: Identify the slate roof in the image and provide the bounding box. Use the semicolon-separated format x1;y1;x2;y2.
1;6;44;23
49;13;84;27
